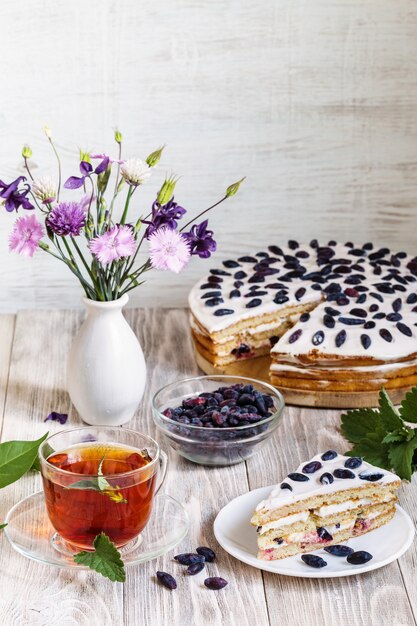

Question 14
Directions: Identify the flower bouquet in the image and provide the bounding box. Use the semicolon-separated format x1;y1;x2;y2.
2;127;244;425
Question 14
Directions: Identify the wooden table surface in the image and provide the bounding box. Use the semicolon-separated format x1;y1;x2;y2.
0;308;416;626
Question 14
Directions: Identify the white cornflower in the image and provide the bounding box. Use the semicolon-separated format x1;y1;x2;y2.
32;176;57;204
120;158;151;187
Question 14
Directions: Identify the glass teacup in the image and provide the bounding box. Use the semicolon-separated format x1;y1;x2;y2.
39;427;167;551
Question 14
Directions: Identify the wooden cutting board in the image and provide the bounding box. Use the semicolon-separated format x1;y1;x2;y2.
195;351;411;408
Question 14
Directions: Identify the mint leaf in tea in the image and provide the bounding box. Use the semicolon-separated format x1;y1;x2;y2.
42;443;157;550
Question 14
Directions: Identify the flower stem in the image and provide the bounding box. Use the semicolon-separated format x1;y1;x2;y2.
113;142;122;196
47;137;62;202
179;196;227;232
70;236;104;300
23;157;34;181
120;186;134;225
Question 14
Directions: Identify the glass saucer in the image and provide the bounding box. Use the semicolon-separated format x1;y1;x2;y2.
4;491;189;569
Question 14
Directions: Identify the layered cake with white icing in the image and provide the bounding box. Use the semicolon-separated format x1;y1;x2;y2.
188;240;417;395
250;451;400;560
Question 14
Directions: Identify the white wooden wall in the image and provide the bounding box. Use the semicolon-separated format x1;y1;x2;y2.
0;0;416;312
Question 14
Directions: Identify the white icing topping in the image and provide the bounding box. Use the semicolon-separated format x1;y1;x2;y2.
255;452;399;513
189;241;417;361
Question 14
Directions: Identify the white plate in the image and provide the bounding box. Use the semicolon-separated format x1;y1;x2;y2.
214;485;415;578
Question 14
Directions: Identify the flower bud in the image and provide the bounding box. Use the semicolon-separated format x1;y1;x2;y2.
38;241;50;251
226;177;246;198
79;149;91;163
22;144;32;159
157;176;177;205
134;217;142;233
84;214;95;238
146;145;165;168
43;124;52;139
97;167;111;193
114;128;123;144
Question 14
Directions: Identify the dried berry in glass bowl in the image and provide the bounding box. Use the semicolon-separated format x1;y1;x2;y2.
152;376;285;466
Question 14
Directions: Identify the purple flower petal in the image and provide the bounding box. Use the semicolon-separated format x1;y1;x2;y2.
94;157;110;175
183;219;216;258
79;161;93;176
64;176;85;190
44;411;68;425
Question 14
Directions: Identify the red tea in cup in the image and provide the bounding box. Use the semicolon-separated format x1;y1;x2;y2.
42;442;158;549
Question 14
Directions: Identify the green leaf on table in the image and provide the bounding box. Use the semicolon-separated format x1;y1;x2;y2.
378;389;404;431
0;523;7;530
73;532;126;582
388;436;417;481
341;408;380;443
0;433;49;489
399;387;417;423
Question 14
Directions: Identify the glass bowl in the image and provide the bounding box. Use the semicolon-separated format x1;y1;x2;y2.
152;375;285;466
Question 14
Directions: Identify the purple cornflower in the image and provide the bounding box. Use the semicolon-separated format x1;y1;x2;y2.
183;219;216;258
0;176;34;212
46;201;86;236
143;198;186;238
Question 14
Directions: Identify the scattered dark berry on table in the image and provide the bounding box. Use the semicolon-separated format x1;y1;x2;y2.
321;450;337;461
301;554;327;568
204;577;228;590
196;547;216;562
187;562;205;575
156;571;177;590
344;457;362;469
174;553;205;565
346;551;373;565
324;545;354;557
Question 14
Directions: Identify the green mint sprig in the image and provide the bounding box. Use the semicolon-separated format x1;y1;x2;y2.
0;433;49;488
74;532;126;582
66;454;127;504
0;523;7;530
341;387;417;480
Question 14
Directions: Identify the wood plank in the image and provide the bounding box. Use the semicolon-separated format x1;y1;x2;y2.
0;309;124;626
246;405;417;626
0;314;15;434
123;308;270;626
0;308;271;626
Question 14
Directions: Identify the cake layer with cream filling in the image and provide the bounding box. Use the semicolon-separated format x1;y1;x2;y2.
189;240;417;393
251;451;400;561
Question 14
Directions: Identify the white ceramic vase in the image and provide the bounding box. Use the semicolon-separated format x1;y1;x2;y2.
67;294;146;426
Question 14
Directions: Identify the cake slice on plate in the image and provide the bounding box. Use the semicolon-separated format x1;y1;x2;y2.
251;451;400;560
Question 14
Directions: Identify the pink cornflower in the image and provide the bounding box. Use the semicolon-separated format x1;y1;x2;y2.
89;225;136;265
9;214;44;257
148;226;191;273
